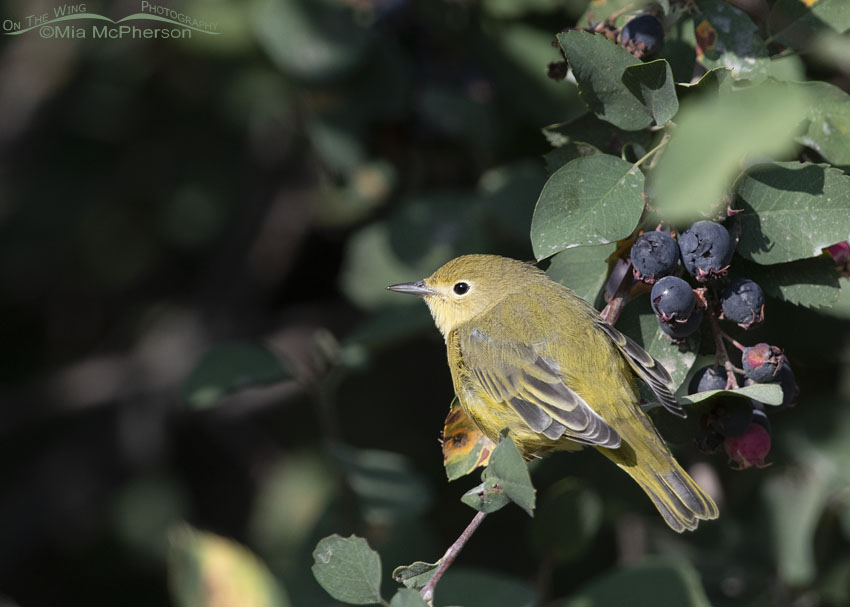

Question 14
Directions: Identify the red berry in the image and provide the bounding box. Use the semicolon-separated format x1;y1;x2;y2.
724;423;771;469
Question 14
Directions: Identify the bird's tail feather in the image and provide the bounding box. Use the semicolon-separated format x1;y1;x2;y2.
597;413;718;533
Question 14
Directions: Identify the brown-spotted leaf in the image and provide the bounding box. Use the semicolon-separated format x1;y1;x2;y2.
441;398;495;481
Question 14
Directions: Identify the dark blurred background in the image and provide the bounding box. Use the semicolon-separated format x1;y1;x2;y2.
2;0;850;606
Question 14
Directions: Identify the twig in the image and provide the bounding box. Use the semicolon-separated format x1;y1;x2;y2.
601;267;635;325
708;309;740;390
632;134;670;170
719;330;746;352
421;511;488;604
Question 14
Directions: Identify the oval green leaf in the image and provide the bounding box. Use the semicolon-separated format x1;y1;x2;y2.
311;534;383;605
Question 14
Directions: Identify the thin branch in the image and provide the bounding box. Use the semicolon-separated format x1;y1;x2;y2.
632;134;670;170
708;310;740;390
719;330;746;352
421;511;488;604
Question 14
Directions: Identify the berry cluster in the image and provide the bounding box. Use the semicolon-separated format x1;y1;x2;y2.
630;221;799;469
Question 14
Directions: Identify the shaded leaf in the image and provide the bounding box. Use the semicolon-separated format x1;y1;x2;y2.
483;434;536;515
736;162;850;264
650;81;808;222
477;160;548;245
182;342;290;409
311;534;382;605
769;0;850;50
621;60;679;126
390;588;430;607
435;569;536;607
616;294;699;392
543;143;601;175
542;113;652;156
169;525;289;607
694;0;770;81
560;558;711;607
442;399;495;481
393;561;439;590
679;382;784;407
661;17;697;84
533;479;602;564
546;242;617;306
329;443;433;524
557;30;650;130
734;256;840;309
531;154;645;260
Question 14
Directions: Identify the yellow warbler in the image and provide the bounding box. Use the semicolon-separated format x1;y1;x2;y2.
387;254;717;532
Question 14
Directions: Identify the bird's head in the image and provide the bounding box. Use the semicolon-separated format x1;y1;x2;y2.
387;254;544;337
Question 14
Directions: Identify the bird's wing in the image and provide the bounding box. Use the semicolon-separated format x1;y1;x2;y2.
459;327;621;448
594;319;685;418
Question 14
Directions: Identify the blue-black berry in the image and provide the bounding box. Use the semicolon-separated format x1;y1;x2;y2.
658;306;703;339
721;278;765;328
651;276;695;322
631;231;679;283
620;13;664;59
742;343;784;382
777;362;798;406
678;221;735;281
689;364;728;394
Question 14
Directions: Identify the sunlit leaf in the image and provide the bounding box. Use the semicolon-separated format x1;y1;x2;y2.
169;525;289;607
393;561;439;591
679;382;784;407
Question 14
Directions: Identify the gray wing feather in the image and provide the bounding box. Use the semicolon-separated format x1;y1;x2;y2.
464;330;621;448
595;320;685;418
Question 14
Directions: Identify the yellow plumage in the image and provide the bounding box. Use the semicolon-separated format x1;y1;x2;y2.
388;254;718;532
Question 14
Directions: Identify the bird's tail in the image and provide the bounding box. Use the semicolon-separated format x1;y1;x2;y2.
596;411;718;533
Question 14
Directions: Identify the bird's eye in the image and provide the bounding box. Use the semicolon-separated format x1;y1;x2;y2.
453;282;470;295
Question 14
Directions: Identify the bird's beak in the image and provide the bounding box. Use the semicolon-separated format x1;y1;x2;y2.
386;280;433;297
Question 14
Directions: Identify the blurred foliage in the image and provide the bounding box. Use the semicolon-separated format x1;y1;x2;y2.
1;0;850;606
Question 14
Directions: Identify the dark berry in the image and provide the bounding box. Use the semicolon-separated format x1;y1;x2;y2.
724;423;771;469
777;362;798;406
620;13;664;59
710;399;753;437
678;221;735;282
631;231;679;283
742;343;784;382
721;278;765;328
688;364;728;394
651;276;695;321
751;405;771;433
658;306;703;339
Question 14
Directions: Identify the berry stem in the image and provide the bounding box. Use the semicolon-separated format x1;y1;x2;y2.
601;266;635;325
709;309;740;390
720;330;747;352
420;511;487;604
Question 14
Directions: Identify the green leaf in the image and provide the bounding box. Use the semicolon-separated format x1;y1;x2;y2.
182;342;290;409
543;143;601;175
679;382;784;407
557;30;651;131
460;480;511;513
542;114;652;155
694;0;770;81
734;256;841;309
677;66;734;98
436;569;536;607
820;278;850;320
393;561;439;590
650;81;808;223
546;243;617;306
769;0;850;50
621;60;680;126
560;558;711;607
252;0;372;82
532;479;602;564
169;525;290;607
736;162;850;264
483;434;536;515
616;294;699;392
329;444;433;524
390;588;430;607
311;534;383;605
795;81;850;168
531;155;645;260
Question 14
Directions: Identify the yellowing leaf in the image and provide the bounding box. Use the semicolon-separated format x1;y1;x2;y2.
442;398;495;481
